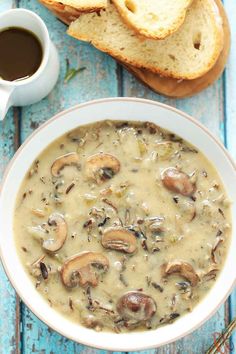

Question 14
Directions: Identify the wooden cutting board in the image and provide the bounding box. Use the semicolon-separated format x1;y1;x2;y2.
44;0;230;98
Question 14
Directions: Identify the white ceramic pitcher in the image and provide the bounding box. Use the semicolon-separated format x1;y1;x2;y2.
0;8;60;120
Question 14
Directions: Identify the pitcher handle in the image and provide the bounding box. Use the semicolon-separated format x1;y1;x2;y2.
0;86;14;121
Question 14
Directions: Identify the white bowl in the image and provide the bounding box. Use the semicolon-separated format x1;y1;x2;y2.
0;98;236;351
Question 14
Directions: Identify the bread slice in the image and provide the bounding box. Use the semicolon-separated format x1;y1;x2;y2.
113;0;193;40
39;0;107;23
68;0;224;80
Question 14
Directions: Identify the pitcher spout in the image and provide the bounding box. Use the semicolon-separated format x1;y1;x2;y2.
0;86;14;120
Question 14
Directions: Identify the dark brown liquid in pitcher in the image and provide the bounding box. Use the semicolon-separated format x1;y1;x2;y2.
0;27;43;82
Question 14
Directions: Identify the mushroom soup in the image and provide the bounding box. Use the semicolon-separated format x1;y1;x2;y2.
14;120;231;332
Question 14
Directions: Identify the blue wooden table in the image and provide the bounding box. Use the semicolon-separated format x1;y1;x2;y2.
0;0;235;353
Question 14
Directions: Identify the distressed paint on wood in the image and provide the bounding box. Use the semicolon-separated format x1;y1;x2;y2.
224;1;236;353
0;108;20;354
122;71;225;139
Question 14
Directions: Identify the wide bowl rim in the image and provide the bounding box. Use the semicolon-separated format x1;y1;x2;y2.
0;97;236;351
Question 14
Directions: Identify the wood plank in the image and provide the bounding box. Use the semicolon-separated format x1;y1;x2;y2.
0;3;21;354
223;1;236;353
122;70;224;138
0;108;21;354
18;1;118;352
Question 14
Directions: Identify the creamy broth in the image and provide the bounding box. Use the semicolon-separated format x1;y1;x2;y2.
14;121;231;332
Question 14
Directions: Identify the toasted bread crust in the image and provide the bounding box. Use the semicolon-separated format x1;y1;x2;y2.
113;0;193;40
68;0;224;80
39;0;106;23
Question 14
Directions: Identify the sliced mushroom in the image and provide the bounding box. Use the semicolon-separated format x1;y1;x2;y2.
51;152;79;177
43;213;67;252
85;153;120;184
61;251;109;288
161;168;196;196
162;260;199;287
102;227;137;254
117;292;156;322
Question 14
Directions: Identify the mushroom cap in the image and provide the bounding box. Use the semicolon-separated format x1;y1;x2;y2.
102;227;137;254
161;167;196;197
85;153;120;184
43;213;67;252
61;251;109;288
117;291;157;322
162;260;199;287
51;152;79;177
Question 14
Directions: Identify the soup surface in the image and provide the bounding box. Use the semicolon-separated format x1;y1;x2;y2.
14;120;231;333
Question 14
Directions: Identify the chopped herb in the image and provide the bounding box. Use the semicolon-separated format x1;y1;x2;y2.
64;66;86;84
